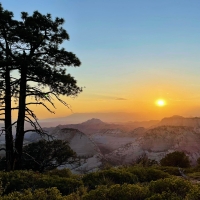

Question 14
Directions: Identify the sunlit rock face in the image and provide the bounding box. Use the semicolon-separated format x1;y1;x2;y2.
90;127;146;155
104;126;200;165
49;127;104;173
50;127;101;157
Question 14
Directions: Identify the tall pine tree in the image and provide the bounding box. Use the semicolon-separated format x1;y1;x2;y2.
0;4;82;170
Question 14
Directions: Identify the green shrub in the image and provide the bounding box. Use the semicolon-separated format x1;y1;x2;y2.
107;184;150;200
82;185;108;200
145;168;170;182
64;193;81;200
187;171;200;180
0;170;40;194
147;192;183;200
44;169;72;178
0;170;83;196
149;177;192;198
83;184;150;200
184;167;198;173
157;166;181;176
185;184;200;200
34;176;83;195
0;187;68;200
127;166;169;182
82;168;137;190
64;186;87;200
160;151;191;168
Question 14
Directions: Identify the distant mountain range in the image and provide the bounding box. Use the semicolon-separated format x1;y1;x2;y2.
37;113;200;128
38;112;150;126
2;115;200;173
52;118;159;135
24;115;200;172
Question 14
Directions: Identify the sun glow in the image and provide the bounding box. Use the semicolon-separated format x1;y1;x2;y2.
156;99;166;107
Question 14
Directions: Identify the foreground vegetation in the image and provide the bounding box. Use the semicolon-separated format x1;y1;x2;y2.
0;165;199;199
0;148;197;199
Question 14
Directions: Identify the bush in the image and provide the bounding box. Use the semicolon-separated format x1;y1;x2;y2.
83;180;200;200
31;176;83;196
0;187;68;200
82;185;108;200
147;192;184;200
64;186;87;200
2;167;200;199
0;170;40;195
0;170;83;196
149;177;192;198
64;193;81;200
44;169;72;178
82;184;150;200
107;184;150;200
82;168;137;190
157;166;181;176
185;184;200;200
160;151;191;168
145;168;170;182
126;166;169;182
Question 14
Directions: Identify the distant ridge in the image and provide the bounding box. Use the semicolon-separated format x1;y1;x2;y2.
39;112;146;125
168;115;184;119
157;115;200;127
81;118;105;125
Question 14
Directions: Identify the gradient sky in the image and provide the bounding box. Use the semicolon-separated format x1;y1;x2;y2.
2;0;200;120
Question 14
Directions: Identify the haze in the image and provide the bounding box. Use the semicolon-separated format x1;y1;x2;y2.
2;0;200;121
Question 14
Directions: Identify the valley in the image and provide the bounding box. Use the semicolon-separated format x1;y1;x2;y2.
22;116;200;173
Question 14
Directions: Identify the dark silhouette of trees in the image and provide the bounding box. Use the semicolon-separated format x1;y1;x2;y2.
0;5;20;171
22;140;76;172
0;4;82;170
196;157;200;166
0;140;77;172
160;151;191;168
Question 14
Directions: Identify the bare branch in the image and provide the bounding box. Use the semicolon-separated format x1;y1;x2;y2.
22;152;41;165
26;102;55;114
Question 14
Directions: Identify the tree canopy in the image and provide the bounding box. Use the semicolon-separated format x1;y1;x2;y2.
160;151;191;168
0;4;82;170
22;140;76;172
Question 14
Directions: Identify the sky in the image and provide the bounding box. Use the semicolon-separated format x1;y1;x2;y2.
2;0;200;120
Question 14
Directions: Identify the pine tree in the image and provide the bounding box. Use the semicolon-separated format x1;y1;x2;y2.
0;4;82;170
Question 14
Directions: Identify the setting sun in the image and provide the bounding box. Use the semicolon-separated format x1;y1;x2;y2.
156;99;166;107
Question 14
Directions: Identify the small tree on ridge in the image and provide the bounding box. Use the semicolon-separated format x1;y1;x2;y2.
160;151;190;168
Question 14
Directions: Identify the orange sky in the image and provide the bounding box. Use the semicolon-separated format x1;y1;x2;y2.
4;1;200;121
23;88;200;121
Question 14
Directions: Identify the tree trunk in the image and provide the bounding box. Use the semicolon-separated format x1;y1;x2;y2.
5;67;13;171
14;64;27;170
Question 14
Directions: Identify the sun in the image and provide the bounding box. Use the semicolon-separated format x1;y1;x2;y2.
156;99;166;107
